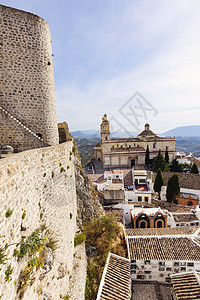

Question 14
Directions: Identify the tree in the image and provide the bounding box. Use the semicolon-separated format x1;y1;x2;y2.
166;174;180;203
170;158;182;172
154;168;164;200
191;163;199;174
165;149;169;164
152;150;167;172
145;145;150;165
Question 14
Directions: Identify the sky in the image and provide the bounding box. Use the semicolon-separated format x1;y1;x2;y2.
1;0;200;133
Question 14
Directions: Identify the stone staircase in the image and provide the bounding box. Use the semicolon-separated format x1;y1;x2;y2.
0;105;48;145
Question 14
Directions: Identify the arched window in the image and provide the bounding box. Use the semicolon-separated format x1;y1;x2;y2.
156;221;163;228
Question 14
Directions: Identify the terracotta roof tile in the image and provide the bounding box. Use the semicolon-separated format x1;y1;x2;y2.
98;253;130;300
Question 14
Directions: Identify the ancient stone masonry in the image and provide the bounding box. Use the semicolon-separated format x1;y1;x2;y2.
0;141;88;299
0;5;59;151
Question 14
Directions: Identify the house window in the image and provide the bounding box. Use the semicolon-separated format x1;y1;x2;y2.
159;266;165;271
174;262;179;267
153;143;156;149
187;262;194;267
137;275;144;280
131;264;136;270
139;179;146;183
128;199;132;202
145;260;150;265
159;262;165;266
138;196;142;201
165;277;171;283
145;197;148;202
166;268;171;271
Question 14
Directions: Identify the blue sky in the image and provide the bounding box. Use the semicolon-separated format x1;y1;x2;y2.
1;0;200;133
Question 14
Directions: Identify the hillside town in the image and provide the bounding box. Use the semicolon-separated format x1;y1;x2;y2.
87;114;200;299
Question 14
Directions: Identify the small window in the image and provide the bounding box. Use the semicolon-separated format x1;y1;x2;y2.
138;196;142;202
181;267;186;271
153;143;156;149
174;262;179;267
128;199;132;202
159;262;165;266
139;179;146;183
145;260;150;265
187;262;194;267
131;260;136;263
131;264;136;270
137;275;144;280
165;277;171;283
166;267;172;271
159;266;165;271
145;197;148;202
144;271;151;274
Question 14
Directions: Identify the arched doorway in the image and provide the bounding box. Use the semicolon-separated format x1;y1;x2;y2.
154;214;166;228
131;159;135;167
136;214;150;228
156;221;163;228
140;221;146;228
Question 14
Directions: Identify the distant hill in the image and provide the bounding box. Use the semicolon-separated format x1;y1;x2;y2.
162;125;200;137
72;125;200;139
71;130;138;138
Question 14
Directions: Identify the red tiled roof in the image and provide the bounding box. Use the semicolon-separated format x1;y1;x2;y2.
99;253;130;300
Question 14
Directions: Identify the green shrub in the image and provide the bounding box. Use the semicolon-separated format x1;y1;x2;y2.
74;232;86;247
60;294;70;300
5;264;13;282
60;167;65;173
22;211;26;220
40;212;43;220
5;209;13;218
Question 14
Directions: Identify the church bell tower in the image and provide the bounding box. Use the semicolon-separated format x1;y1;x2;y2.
100;113;110;141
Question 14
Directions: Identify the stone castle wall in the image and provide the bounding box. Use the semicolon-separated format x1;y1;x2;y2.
0;5;59;150
0;141;86;300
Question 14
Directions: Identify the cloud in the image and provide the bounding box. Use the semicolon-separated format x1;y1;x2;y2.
2;0;200;132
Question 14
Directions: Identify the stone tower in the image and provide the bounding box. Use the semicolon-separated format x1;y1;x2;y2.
0;5;59;151
100;113;110;141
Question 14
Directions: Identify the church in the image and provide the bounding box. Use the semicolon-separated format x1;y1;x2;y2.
94;114;175;169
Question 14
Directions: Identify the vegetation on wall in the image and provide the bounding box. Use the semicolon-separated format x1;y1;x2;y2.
83;215;127;300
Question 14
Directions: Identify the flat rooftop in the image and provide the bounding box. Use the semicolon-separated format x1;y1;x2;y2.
172;213;199;223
